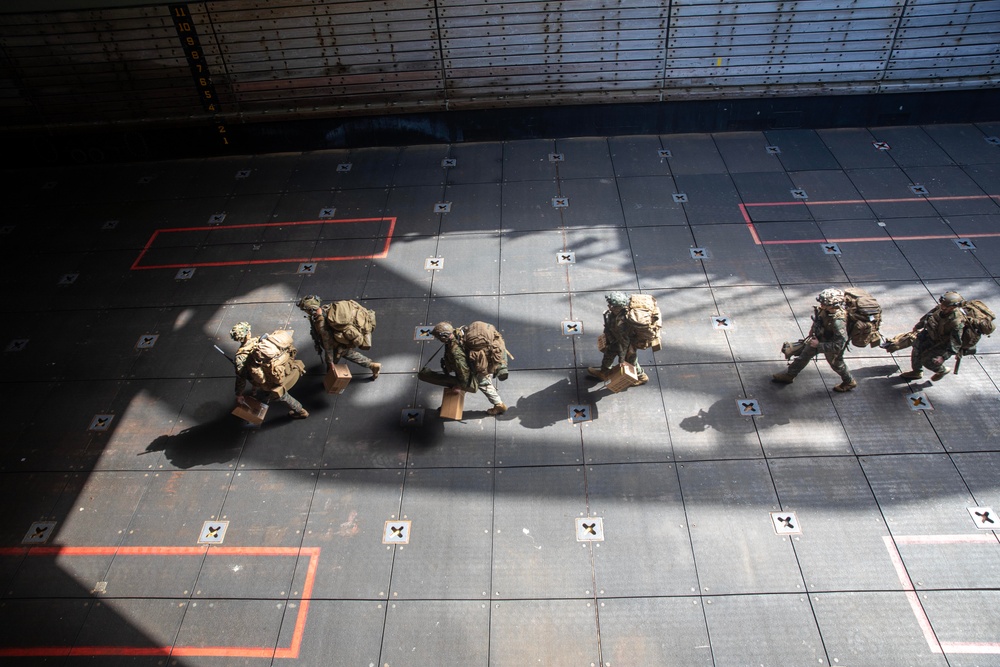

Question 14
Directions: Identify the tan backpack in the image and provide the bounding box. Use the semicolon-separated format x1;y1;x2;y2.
246;330;298;388
462;321;508;375
626;294;662;349
325;300;376;349
960;299;995;353
882;330;918;353
843;287;883;348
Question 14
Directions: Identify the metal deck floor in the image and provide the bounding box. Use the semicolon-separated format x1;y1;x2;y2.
2;124;1000;666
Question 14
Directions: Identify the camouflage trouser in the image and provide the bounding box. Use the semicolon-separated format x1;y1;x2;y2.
786;344;853;383
339;348;375;368
476;373;504;406
327;347;375;368
602;345;642;376
275;391;305;413
910;340;951;374
249;388;304;414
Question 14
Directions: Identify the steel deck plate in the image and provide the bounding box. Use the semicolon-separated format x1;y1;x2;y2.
6;123;1000;664
703;594;828;666
390;468;494;599
679;460;803;594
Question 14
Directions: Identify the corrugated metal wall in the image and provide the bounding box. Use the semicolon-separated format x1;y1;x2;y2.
1;0;998;131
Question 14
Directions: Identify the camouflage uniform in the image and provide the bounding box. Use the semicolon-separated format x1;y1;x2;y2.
434;322;507;415
600;306;643;377
589;291;648;383
230;323;308;418
907;303;965;379
787;308;853;383
297;296;380;378
773;289;856;392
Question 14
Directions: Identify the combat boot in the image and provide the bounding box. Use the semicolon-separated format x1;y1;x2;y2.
370;362;381;380
290;408;309;419
771;372;795;384
587;366;610;380
486;403;507;416
899;369;923;380
833;379;857;392
635;372;649;385
931;368;951;381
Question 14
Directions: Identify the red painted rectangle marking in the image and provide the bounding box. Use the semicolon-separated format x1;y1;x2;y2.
741;195;1000;245
130;217;396;270
884;535;1000;655
0;545;320;659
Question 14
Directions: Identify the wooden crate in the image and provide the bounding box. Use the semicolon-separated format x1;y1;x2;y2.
324;364;352;394
232;395;268;425
439;388;465;420
605;362;639;393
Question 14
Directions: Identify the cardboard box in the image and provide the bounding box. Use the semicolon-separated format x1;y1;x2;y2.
605;362;639;393
232;396;268;425
439;388;465;420
324;364;352;394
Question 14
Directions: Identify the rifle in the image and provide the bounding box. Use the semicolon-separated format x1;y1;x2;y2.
214;344;236;367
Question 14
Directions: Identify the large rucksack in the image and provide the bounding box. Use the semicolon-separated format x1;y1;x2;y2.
462;321;508;376
960;299;996;353
626;293;662;350
881;329;918;353
325;300;377;349
246;330;300;389
843;287;883;348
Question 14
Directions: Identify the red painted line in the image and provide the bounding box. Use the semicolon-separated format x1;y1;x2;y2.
738;203;762;245
134;255;383;271
374;216;397;259
884;535;1000;654
883;536;943;654
277;546;321;659
0;545;320;659
130;229;162;270
759;232;1000;246
940;642;1000;654
893;534;998;545
742;194;998;208
742;195;1000;245
130;217;395;270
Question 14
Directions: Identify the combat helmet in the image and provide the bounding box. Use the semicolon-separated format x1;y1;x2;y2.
605;291;629;308
939;291;963;307
431;321;454;341
297;295;322;311
230;321;251;342
816;288;846;306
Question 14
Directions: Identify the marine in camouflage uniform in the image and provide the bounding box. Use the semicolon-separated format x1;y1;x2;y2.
230;321;309;419
899;291;966;382
772;288;857;392
432;321;507;416
296;295;381;379
587;291;649;385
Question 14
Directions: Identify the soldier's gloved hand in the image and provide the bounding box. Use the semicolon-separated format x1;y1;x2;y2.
932;356;944;366
236;395;247;406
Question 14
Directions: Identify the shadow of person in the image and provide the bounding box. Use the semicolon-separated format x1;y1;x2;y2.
407;407;447;448
855;363;906;379
679;397;789;434
513;377;581;429
143;413;246;469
